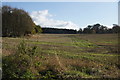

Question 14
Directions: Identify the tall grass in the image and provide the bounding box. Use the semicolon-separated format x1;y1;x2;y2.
3;41;38;78
2;41;64;79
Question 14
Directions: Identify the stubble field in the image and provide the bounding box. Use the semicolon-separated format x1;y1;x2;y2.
2;34;120;79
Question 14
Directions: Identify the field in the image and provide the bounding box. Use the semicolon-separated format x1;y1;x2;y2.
2;34;120;79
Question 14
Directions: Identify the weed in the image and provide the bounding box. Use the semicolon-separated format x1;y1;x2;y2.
2;34;120;78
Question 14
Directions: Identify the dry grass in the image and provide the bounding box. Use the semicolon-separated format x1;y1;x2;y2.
2;34;120;78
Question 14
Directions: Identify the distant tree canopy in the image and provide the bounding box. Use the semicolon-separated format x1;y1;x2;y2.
2;6;120;36
41;24;120;34
80;23;120;34
112;24;120;33
2;6;42;37
42;27;77;34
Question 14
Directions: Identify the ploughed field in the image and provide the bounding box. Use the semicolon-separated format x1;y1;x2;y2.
2;34;120;79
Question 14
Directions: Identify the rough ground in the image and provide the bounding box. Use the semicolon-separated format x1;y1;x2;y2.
2;34;120;79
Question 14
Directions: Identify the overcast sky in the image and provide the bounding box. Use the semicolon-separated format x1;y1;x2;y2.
2;2;118;30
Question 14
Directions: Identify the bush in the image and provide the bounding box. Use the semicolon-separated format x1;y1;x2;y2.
2;41;39;78
2;41;63;79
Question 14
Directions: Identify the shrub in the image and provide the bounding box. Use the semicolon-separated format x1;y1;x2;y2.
2;41;39;78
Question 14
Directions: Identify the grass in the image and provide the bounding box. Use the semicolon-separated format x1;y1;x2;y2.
2;34;120;79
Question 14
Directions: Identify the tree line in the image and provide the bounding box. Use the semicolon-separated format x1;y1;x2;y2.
42;27;77;34
42;24;120;34
2;6;120;37
78;24;120;34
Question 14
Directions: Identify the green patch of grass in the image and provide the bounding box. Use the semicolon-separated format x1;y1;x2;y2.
64;70;95;78
41;48;119;65
70;35;96;48
27;40;75;47
89;53;120;57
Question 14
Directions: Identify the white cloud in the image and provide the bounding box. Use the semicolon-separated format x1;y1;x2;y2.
30;10;79;30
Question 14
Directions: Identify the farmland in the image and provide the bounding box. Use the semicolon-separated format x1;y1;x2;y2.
2;34;120;79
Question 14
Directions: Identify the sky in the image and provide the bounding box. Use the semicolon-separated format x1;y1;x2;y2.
2;2;118;30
